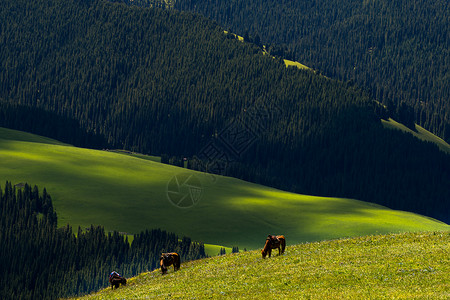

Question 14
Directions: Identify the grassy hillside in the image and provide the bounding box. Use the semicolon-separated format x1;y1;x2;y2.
74;231;450;299
2;0;450;225
0;126;69;146
1;127;448;250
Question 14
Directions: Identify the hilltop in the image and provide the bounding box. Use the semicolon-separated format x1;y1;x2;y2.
75;231;450;299
1;127;448;251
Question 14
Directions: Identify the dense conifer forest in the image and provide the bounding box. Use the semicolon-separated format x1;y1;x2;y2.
0;182;206;299
175;0;450;143
0;101;107;148
0;0;449;225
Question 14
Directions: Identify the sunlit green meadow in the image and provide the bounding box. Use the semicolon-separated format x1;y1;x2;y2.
73;231;450;299
1;127;448;250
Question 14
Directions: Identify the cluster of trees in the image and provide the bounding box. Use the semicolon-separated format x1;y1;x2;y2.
217;247;240;255
0;182;206;299
111;0;174;9
0;0;449;225
175;0;450;143
161;154;185;167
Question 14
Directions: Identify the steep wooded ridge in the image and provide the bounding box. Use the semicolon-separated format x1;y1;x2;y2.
175;0;450;143
0;0;449;222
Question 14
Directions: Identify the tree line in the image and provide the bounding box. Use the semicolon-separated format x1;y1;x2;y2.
0;182;206;299
0;0;449;223
0;101;107;148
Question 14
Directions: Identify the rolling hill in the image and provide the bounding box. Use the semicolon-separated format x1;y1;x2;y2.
1;127;448;251
1;1;449;298
73;231;450;299
1;0;450;224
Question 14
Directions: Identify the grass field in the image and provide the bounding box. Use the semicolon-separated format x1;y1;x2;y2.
74;231;450;299
0;127;448;250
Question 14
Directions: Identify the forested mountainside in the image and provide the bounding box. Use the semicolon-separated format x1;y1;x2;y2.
0;182;205;299
174;0;450;143
0;0;449;222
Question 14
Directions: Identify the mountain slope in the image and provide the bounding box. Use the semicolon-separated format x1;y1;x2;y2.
74;231;450;299
382;118;450;154
175;0;450;143
1;127;448;250
1;0;449;223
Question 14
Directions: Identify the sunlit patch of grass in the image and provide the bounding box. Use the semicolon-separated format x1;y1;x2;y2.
284;59;310;70
204;244;233;257
74;231;450;299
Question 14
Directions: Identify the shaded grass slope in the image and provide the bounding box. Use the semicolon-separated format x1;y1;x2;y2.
1;127;448;250
75;231;450;299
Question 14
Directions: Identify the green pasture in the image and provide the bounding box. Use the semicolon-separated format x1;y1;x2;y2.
204;244;233;257
75;231;450;299
0;127;448;250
